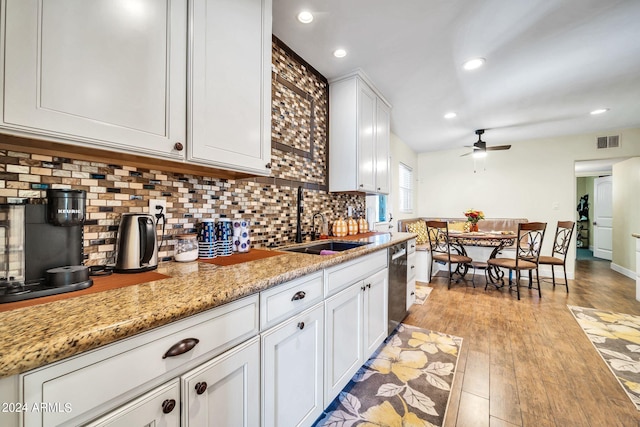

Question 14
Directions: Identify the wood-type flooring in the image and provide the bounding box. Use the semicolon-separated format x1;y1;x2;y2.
404;259;640;427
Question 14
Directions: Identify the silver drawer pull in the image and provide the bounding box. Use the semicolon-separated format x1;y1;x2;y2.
163;338;199;359
291;291;306;301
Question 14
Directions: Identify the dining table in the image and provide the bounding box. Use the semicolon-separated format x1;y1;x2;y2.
447;231;517;284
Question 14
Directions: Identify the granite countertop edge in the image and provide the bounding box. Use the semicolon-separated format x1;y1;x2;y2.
0;232;416;377
633;233;640;239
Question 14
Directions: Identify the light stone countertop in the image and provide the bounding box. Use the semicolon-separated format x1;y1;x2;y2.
633;233;640;238
0;232;415;378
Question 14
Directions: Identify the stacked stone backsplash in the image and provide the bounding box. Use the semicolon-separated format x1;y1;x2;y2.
0;37;366;265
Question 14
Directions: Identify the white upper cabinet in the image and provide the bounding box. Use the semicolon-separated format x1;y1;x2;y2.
188;0;272;175
329;70;392;194
1;0;187;160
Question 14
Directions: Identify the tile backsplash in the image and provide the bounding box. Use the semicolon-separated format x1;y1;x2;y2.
0;38;366;265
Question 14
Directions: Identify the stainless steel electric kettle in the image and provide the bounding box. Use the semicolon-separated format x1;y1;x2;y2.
114;213;158;273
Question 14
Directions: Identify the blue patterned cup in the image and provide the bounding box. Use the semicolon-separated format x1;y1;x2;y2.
199;219;216;243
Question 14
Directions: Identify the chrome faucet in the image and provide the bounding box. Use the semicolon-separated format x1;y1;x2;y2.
311;212;326;240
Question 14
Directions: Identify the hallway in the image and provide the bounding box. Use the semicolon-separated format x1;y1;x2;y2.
405;259;640;426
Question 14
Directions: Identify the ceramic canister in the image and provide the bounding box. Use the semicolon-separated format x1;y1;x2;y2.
199;219;216;243
237;220;250;253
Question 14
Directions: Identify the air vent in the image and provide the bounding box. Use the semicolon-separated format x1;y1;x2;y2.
596;135;620;149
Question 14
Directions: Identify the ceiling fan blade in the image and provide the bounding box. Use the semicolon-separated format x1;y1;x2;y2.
460;151;473;157
486;145;511;151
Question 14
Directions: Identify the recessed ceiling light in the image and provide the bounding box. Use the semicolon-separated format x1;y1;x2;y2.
463;57;485;71
333;49;347;58
590;108;609;115
297;11;314;24
444;112;457;119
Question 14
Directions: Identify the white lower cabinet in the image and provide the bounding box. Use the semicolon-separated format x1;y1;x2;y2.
183;336;260;427
261;303;324;427
324;267;388;406
85;379;180;427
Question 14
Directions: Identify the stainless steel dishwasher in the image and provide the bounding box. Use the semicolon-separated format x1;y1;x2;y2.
388;242;408;335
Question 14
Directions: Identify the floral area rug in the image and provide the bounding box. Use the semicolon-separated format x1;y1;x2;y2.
414;284;433;305
569;305;640;409
313;324;463;426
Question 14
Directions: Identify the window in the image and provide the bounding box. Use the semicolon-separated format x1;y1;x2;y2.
366;194;388;224
399;163;413;213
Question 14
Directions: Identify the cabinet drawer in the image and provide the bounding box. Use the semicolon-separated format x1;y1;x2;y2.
21;295;259;427
324;250;387;296
407;252;416;281
85;379;180;427
260;271;323;330
407;239;417;254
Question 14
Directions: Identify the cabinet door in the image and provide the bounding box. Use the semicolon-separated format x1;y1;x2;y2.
188;0;272;175
407;252;416;310
183;337;260;427
2;0;187;159
85;380;180;427
324;282;364;405
357;82;376;192
375;101;391;194
363;268;388;358
262;304;324;427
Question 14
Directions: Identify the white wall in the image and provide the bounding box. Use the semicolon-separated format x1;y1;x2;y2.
417;128;640;279
390;132;418;228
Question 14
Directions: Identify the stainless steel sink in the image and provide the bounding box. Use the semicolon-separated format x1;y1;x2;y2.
280;241;371;255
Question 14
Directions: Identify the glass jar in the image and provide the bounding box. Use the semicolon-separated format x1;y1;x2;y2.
174;234;198;262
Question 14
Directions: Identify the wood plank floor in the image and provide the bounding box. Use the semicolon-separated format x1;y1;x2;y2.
404;259;640;427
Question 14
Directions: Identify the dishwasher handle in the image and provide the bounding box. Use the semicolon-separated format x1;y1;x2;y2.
391;248;407;261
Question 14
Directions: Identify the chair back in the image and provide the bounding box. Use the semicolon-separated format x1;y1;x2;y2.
425;220;450;257
552;221;575;259
516;222;547;266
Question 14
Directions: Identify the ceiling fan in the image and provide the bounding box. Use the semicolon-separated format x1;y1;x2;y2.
461;129;511;157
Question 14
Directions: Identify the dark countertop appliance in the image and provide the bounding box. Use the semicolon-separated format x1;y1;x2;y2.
115;213;158;273
0;189;92;303
388;241;408;335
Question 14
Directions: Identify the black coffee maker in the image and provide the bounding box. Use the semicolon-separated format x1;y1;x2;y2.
0;189;93;303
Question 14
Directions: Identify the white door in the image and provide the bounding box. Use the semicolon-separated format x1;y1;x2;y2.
2;0;187;159
188;0;272;175
593;176;613;260
324;282;363;405
357;83;377;192
85;380;180;427
262;304;324;427
363;268;388;357
183;337;260;427
375;101;391;194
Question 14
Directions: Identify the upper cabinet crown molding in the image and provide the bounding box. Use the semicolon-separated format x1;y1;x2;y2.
328;69;392;110
0;0;272;177
329;70;391;194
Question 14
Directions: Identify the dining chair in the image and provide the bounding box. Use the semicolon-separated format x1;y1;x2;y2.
538;221;575;293
425;220;473;288
486;222;547;300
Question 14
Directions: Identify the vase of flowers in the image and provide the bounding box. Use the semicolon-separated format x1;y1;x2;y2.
464;209;485;232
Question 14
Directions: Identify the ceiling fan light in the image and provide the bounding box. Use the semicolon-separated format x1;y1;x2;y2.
463;57;485;71
473;150;487;159
590;108;609;115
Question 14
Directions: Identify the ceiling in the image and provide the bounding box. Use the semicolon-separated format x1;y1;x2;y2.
272;0;640;154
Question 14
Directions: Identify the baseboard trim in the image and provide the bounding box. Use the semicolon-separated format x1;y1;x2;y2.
611;263;635;280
